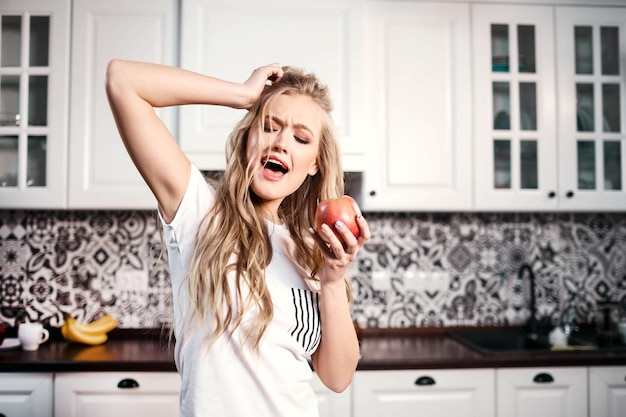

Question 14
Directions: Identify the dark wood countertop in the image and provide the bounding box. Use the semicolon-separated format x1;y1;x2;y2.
0;330;177;373
0;327;624;373
357;332;624;370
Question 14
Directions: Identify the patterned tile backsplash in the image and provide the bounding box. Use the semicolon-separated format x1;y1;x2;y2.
0;210;624;329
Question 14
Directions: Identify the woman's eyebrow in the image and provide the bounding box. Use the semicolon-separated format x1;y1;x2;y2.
270;115;314;135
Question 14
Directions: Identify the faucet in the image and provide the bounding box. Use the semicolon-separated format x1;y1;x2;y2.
518;263;538;336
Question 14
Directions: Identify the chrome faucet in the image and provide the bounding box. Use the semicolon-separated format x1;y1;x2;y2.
518;263;538;336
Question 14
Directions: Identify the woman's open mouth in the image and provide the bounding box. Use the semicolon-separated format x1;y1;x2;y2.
261;156;289;179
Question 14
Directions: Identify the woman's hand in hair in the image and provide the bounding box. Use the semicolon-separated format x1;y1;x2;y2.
240;63;284;109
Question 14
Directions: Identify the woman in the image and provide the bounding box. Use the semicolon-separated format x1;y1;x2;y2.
105;60;369;416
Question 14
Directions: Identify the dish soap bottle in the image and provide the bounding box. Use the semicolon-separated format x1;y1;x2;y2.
549;326;567;347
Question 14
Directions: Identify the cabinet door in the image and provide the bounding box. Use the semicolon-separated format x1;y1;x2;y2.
473;4;558;211
353;369;495;417
311;373;351;417
179;0;365;171
556;7;626;211
0;0;70;209
361;2;472;211
68;0;178;209
0;373;53;417
54;372;181;417
496;367;587;417
589;366;626;417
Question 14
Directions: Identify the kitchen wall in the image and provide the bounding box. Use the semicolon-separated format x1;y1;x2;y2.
0;210;624;329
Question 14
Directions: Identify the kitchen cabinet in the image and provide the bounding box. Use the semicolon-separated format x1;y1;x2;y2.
67;0;177;209
589;366;626;417
53;371;345;417
352;369;495;417
311;373;352;417
473;3;626;211
0;0;70;209
496;366;587;417
555;7;626;211
178;0;366;172
54;372;181;417
1;0;177;210
360;1;473;211
0;373;53;417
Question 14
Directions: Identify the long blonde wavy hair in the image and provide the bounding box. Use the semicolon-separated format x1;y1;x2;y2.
182;67;346;351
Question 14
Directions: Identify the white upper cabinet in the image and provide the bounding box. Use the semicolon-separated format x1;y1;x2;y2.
556;6;626;211
473;3;626;211
473;4;558;211
178;0;366;172
0;0;70;209
68;0;178;209
360;1;472;211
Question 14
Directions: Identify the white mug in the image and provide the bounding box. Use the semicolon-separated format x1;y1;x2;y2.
18;322;49;351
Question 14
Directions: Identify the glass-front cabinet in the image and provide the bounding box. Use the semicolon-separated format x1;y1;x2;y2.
556;7;626;211
0;0;70;208
473;4;557;211
474;4;626;211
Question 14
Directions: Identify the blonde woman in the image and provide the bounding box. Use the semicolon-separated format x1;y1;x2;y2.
105;60;369;417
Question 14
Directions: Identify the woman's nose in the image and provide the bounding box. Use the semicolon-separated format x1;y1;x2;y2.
272;131;287;152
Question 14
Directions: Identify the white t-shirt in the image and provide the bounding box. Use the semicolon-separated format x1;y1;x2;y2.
161;165;322;417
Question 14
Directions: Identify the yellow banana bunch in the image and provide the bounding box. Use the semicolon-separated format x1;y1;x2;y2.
61;314;119;345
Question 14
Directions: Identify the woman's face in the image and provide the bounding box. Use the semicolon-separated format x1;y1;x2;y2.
246;93;322;217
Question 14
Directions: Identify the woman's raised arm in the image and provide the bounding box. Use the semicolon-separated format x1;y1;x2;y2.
105;60;282;222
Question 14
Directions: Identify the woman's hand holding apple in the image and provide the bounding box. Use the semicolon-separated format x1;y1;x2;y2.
314;195;361;245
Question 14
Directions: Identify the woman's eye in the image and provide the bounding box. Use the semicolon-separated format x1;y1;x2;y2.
263;125;277;133
294;136;309;144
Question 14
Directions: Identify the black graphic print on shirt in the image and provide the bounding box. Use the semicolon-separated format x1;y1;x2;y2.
290;288;321;354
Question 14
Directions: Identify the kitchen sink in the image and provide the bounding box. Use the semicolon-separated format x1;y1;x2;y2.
449;326;626;354
448;328;551;354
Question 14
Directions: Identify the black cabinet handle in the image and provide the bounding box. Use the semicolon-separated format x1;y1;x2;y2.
548;191;556;198
117;378;140;389
369;190;376;197
565;191;574;198
1;413;6;417
415;376;436;386
533;373;554;383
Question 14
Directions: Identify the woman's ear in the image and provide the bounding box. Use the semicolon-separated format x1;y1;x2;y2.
308;159;319;176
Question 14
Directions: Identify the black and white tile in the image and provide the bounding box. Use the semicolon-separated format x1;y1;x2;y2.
0;210;624;329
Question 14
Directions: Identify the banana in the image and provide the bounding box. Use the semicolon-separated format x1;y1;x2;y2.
66;314;118;335
61;314;118;345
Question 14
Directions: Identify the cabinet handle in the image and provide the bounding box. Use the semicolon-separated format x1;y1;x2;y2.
548;191;556;198
117;378;140;389
532;373;554;384
415;376;436;386
565;191;574;198
0;413;6;417
369;190;376;197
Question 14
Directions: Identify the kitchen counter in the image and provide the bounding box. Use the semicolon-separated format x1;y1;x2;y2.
357;328;625;370
1;327;624;373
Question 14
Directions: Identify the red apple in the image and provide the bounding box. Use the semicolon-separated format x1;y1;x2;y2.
314;195;361;244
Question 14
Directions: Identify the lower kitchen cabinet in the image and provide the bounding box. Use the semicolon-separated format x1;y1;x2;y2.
54;372;181;417
589;366;626;417
352;369;496;417
496;367;587;417
53;371;347;417
0;373;53;417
